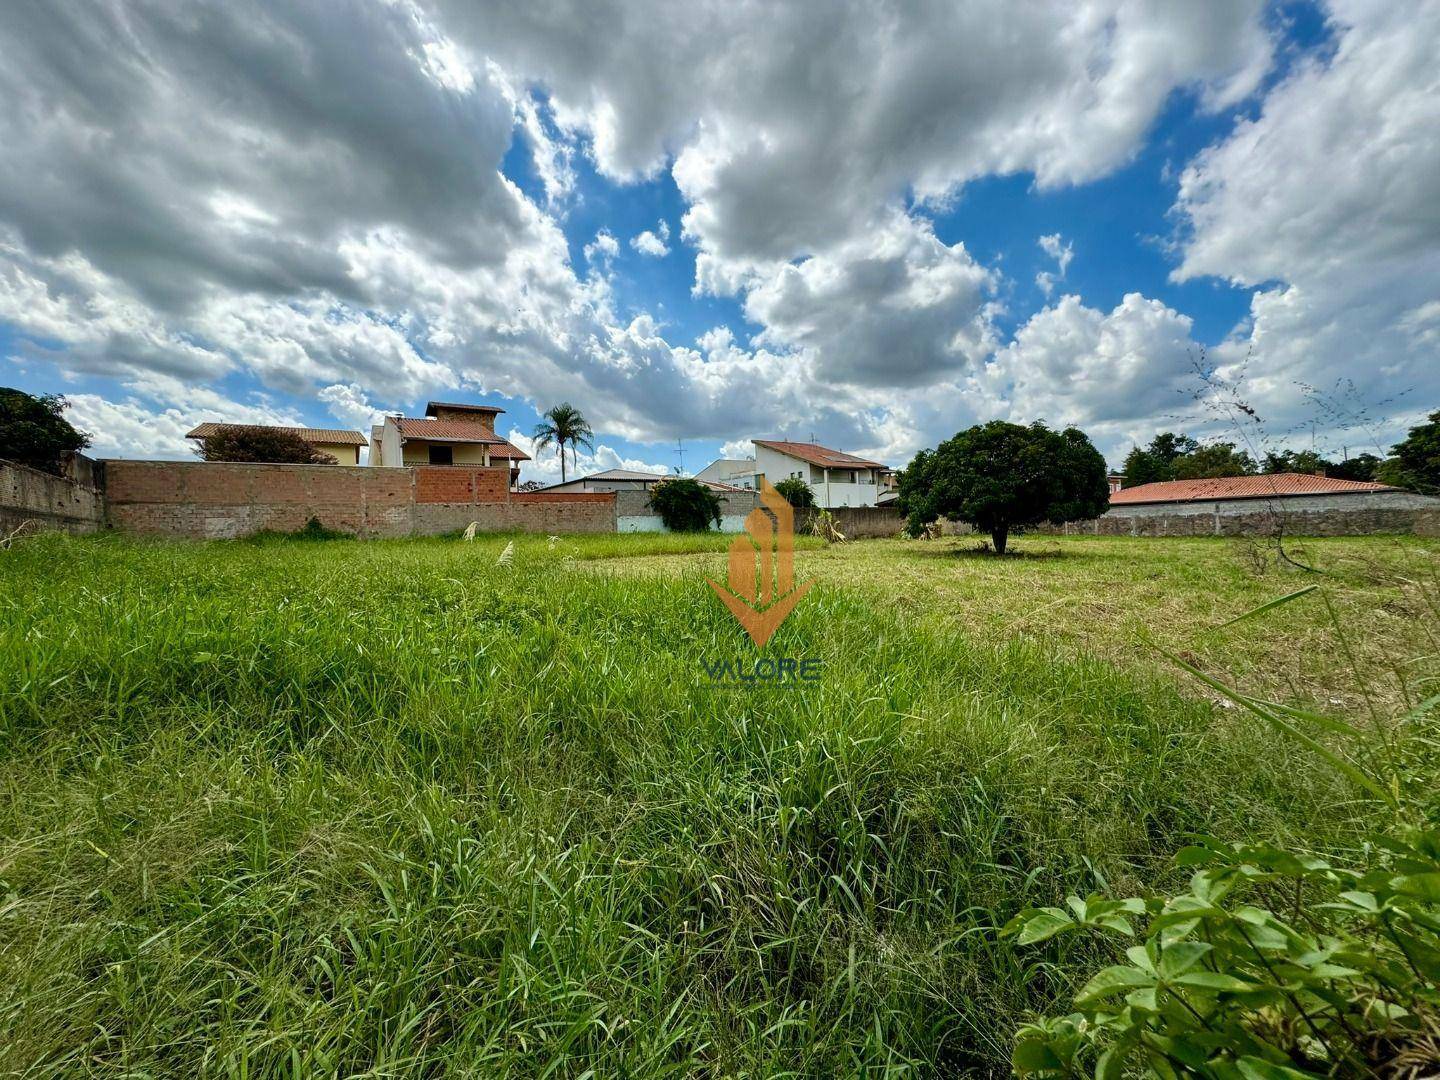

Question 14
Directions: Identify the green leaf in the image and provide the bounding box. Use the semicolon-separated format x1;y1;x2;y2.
1157;941;1212;979
1236;1055;1326;1079
1173;971;1259;993
1076;965;1156;1005
1214;585;1318;629
1015;908;1076;945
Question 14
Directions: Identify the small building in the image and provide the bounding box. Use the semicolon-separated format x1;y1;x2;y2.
539;469;744;494
371;402;530;485
695;457;757;490
752;439;889;508
1107;472;1124;494
186;423;367;464
1086;472;1440;537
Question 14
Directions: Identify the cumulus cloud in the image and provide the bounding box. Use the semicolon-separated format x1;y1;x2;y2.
65;379;302;459
1172;0;1440;443
1035;233;1074;297
503;427;670;485
317;383;384;432
630;220;670;257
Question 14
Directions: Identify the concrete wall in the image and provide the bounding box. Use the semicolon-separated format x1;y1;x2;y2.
0;456;105;535
102;460;614;539
614;488;759;532
1046;490;1440;538
802;505;904;539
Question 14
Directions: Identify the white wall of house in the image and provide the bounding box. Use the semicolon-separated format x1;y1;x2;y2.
753;444;882;507
696;457;756;490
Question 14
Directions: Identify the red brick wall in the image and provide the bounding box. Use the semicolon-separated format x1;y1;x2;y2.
102;461;615;539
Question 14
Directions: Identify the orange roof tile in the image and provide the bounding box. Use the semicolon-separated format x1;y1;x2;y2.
753;439;886;469
393;417;506;442
1110;473;1396;505
185;423;366;445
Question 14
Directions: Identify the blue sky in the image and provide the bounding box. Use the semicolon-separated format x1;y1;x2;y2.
1;0;1435;484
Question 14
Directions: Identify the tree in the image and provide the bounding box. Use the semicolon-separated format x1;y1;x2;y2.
194;426;337;464
1262;449;1333;475
772;477;815;509
897;421;1109;554
1330;452;1381;483
531;403;595;483
0;387;91;475
1172;441;1256;479
1121;432;1198;486
646;477;723;532
1376;410;1440;493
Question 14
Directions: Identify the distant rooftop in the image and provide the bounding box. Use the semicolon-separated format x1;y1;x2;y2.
754;439;886;470
1110;473;1396;505
425;401;504;416
185;423;366;446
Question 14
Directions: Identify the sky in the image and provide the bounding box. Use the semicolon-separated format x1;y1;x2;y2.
1;0;1437;485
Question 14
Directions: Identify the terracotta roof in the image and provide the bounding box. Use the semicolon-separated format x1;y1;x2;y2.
753;439;886;469
1110;473;1397;505
486;439;530;461
425;401;504;416
393;417;506;442
186;423;367;445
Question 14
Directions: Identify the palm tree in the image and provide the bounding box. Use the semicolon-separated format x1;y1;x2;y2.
531;402;595;483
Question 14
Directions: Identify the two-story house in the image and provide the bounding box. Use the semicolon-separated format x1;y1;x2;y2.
752;440;889;508
370;402;530;485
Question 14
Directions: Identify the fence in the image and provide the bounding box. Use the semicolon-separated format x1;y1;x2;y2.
0;456;105;535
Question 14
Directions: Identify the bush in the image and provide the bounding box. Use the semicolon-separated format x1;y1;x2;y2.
0;387;90;475
772;477;816;509
898;421;1109;553
194;426;337;464
647;477;723;532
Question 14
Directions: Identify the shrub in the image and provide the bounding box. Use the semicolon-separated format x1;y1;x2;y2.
1377;409;1440;494
647;477;723;532
194;426;337;464
772;477;816;509
0;387;90;475
898;421;1109;553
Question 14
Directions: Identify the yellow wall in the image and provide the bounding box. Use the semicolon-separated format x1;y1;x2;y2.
311;442;361;464
400;440;490;465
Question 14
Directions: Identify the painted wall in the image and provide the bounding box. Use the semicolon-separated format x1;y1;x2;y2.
310;441;362;465
613;488;758;533
753;444;882;507
399;440;490;466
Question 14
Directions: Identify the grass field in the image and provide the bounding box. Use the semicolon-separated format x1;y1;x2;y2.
1;530;1435;1076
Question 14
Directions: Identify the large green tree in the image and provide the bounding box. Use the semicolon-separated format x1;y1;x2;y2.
1121;432;1198;486
1172;441;1256;479
531;402;595;483
1377;410;1440;493
0;387;91;475
193;426;336;464
897;421;1109;554
1262;449;1332;475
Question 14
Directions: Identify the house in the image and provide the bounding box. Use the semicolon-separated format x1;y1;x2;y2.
539;469;744;494
752;439;889;507
695;457;757;490
1107;472;1124;494
185;423;367;464
370;402;530;485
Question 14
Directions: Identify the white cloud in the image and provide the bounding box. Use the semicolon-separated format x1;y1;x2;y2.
65;380;301;459
584;228;620;268
1172;0;1440;441
630;229;669;257
503;426;671;485
1035;233;1075;297
317;383;384;432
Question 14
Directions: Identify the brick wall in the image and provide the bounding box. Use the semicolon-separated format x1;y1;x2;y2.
102;461;616;539
803;505;904;539
0;455;105;535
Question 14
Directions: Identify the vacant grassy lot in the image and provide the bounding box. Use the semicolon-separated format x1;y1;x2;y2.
1;530;1435;1076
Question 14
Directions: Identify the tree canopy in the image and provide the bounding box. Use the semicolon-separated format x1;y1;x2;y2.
532;403;595;484
897;421;1109;554
0;387;91;475
771;477;815;509
1377;410;1440;493
646;477;723;532
193;426;336;464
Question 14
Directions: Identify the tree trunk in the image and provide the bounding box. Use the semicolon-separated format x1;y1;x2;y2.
559;439;567;483
991;526;1008;554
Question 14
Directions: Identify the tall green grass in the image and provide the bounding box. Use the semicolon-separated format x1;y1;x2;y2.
0;533;1390;1075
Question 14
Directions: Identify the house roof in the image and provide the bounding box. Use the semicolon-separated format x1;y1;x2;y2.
425;401;504;417
393;417;506;442
538;469;745;492
185;423;367;446
1110;472;1396;506
753;439;886;470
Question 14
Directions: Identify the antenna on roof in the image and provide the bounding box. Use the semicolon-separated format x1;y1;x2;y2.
809;431;816;444
674;439;685;475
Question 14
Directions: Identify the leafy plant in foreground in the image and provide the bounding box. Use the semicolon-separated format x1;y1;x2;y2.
646;476;723;531
1005;584;1440;1079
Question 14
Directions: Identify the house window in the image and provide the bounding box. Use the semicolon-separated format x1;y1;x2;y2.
428;444;453;465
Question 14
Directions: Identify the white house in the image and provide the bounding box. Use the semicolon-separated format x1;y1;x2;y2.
752;440;888;508
695;457;756;490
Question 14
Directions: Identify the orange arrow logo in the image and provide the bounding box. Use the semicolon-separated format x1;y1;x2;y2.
707;479;814;646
